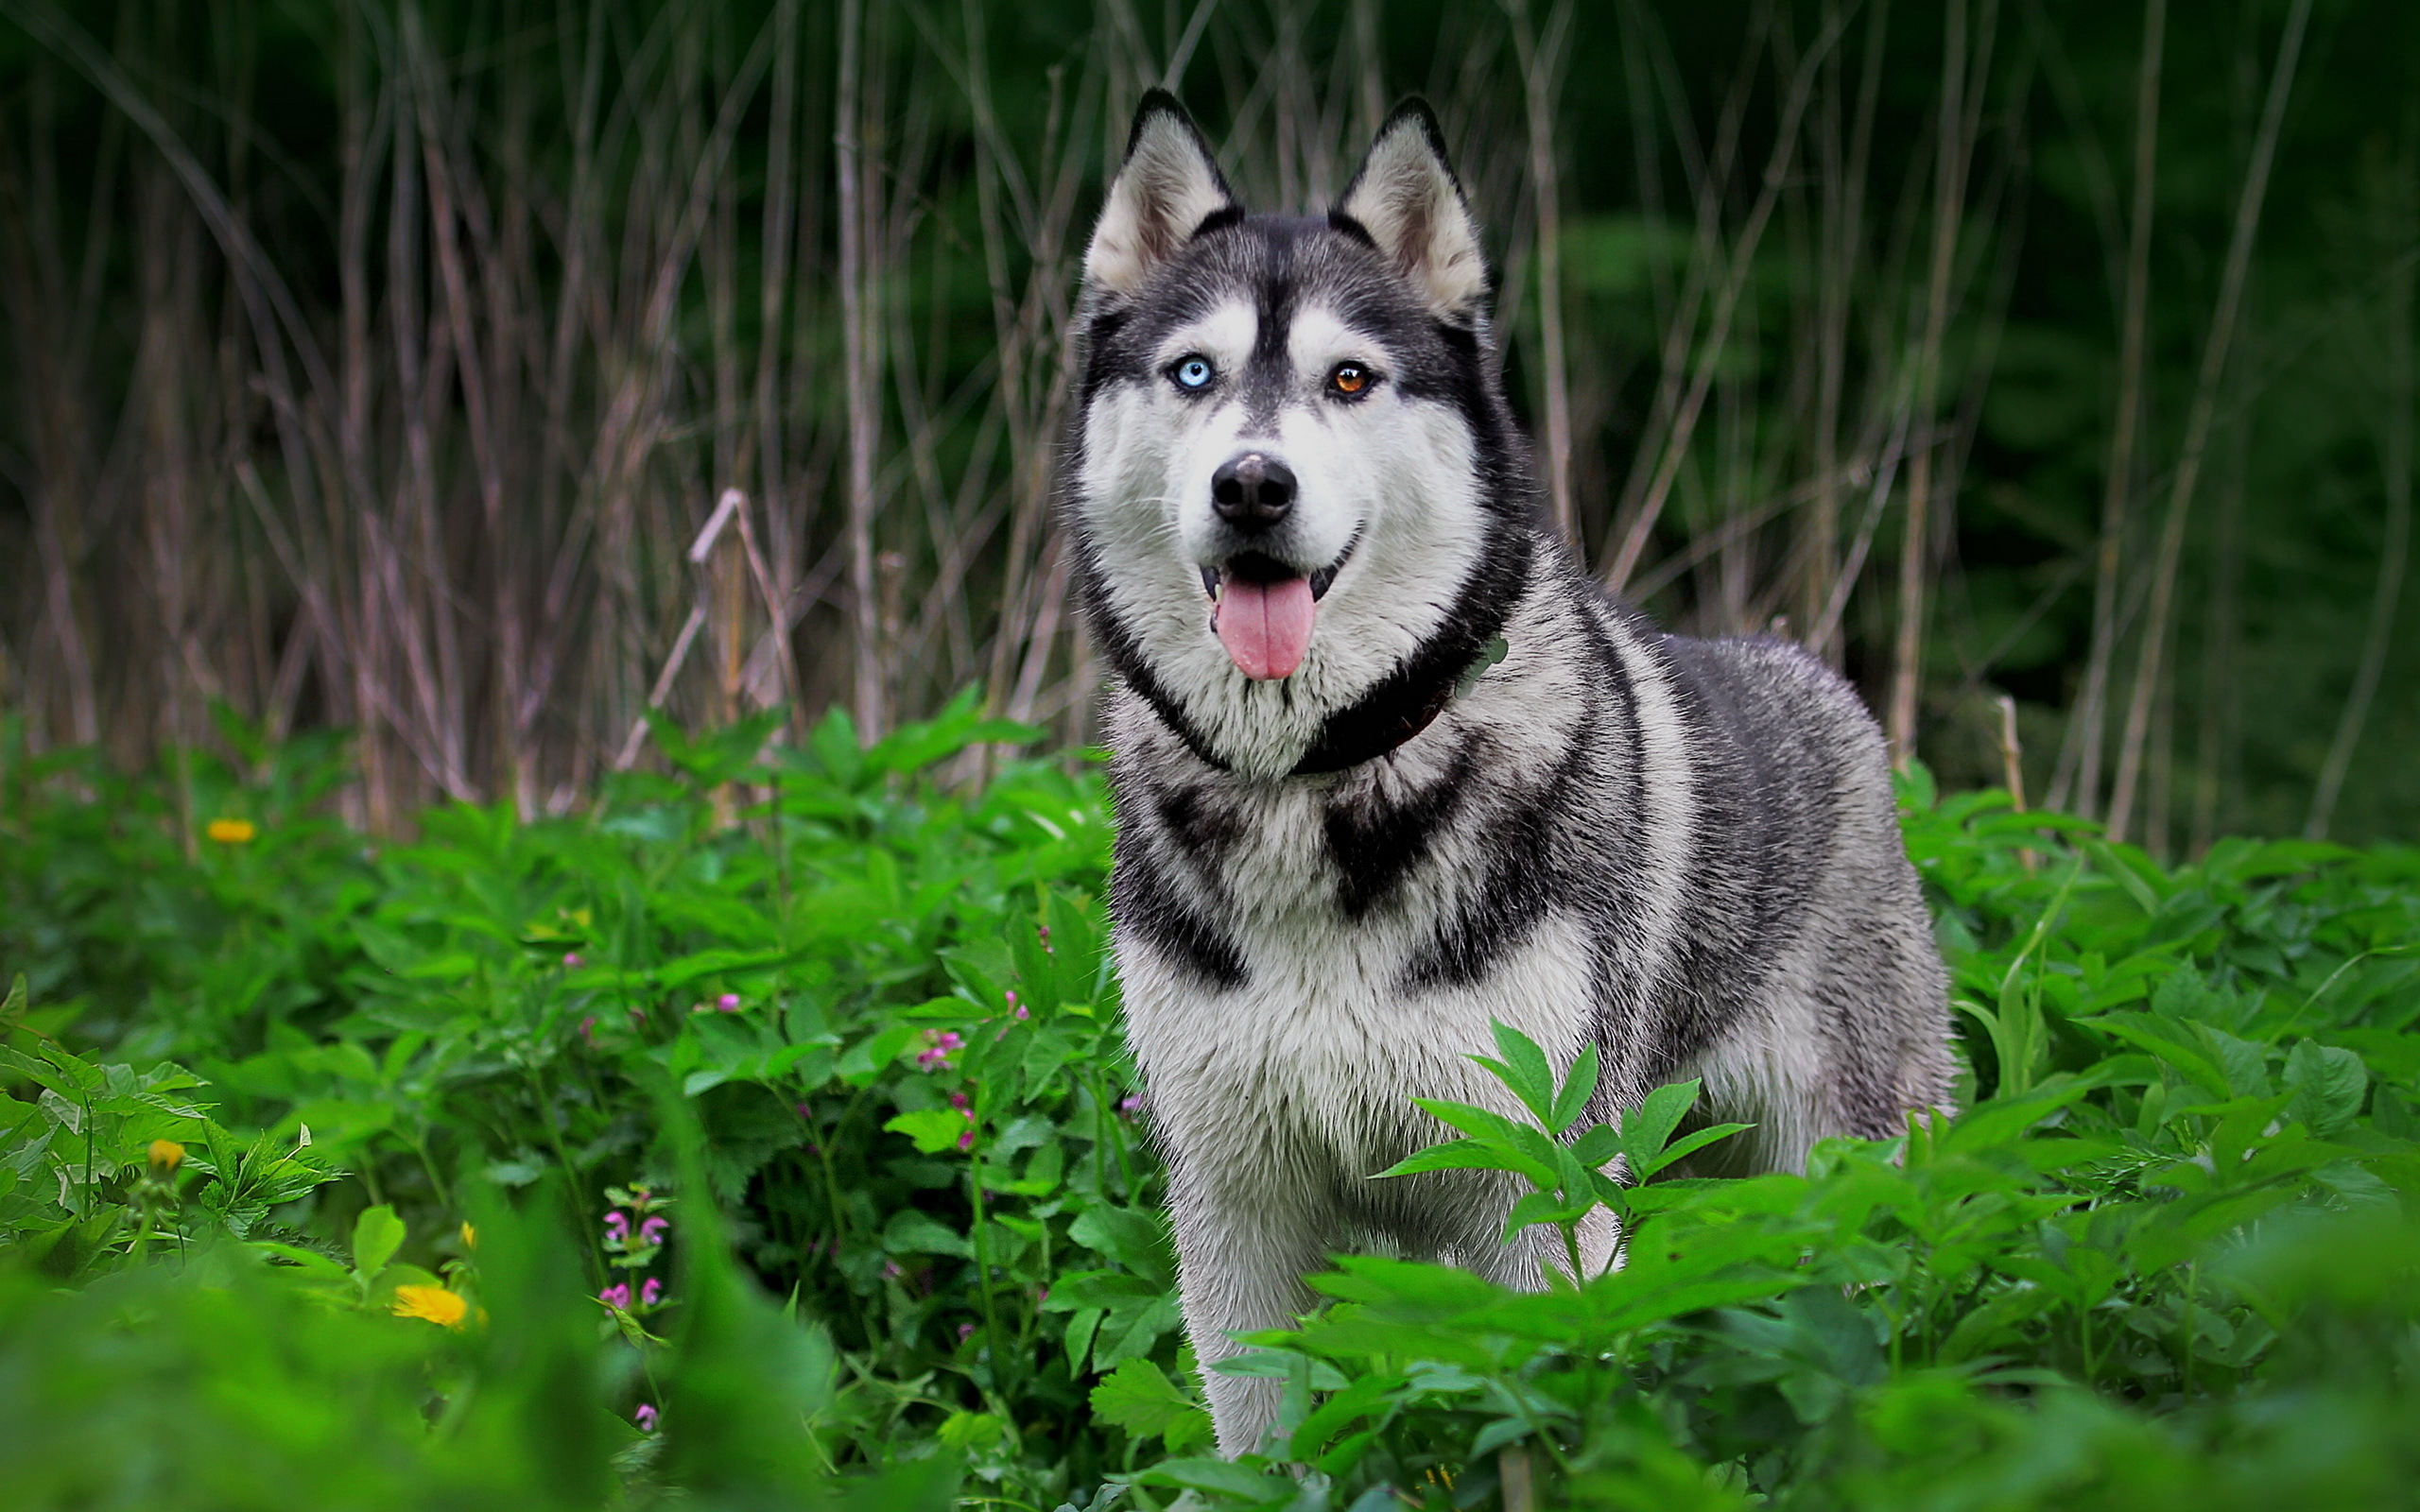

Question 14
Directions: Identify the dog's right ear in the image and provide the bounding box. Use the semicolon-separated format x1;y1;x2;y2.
1084;92;1238;298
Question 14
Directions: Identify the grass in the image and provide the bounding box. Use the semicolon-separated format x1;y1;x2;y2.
2;704;2416;1510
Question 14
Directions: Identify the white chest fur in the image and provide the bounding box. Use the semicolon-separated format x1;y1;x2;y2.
1115;754;1600;1205
1121;910;1597;1188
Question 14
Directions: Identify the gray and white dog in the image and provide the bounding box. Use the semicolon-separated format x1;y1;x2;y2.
1064;93;1954;1455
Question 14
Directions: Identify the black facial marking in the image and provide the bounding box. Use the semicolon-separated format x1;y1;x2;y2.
1325;209;1376;249
1191;204;1246;239
1322;739;1478;920
1067;532;1233;772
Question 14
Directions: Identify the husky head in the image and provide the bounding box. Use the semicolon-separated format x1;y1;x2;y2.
1066;92;1537;780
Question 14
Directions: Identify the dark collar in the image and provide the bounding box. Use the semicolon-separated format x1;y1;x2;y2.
1130;633;1509;779
1093;523;1530;781
1288;634;1505;774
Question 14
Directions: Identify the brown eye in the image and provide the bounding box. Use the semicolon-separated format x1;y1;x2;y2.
1328;362;1372;397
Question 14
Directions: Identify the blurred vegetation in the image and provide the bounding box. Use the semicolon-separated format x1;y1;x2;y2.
0;0;2411;845
4;709;2418;1506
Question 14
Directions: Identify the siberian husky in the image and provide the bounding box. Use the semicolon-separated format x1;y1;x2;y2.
1064;92;1955;1455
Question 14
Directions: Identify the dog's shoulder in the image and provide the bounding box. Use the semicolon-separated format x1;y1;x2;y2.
1659;631;1885;774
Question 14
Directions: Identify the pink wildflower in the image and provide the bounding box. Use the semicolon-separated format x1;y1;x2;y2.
579;1014;598;1046
599;1283;631;1309
638;1215;668;1246
915;1028;966;1071
640;1277;663;1307
717;992;741;1011
634;1403;659;1433
604;1211;630;1239
958;1322;977;1343
562;952;584;969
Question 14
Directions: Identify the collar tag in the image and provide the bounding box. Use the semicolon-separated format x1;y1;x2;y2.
1453;634;1510;701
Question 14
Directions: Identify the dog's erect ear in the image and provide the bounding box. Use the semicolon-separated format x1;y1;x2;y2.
1335;100;1486;319
1084;92;1238;298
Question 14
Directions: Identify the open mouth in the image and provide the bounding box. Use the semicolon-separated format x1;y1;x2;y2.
1198;532;1359;681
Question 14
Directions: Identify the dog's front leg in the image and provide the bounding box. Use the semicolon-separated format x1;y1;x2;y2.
1167;1165;1329;1457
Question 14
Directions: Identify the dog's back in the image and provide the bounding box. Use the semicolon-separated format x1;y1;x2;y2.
1649;626;1955;1170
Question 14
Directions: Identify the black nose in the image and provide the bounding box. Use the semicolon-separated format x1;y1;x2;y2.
1211;453;1296;530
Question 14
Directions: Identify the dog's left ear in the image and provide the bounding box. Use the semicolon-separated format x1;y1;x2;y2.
1336;100;1487;320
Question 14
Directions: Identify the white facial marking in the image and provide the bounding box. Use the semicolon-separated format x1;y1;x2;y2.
1079;298;1490;776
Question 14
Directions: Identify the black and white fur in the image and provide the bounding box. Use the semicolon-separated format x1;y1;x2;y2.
1064;94;1954;1456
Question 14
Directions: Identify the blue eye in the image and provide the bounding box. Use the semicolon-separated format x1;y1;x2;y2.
1171;356;1215;391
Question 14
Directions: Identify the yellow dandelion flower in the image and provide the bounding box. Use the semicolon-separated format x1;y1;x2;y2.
206;817;258;845
392;1285;469;1329
148;1139;185;1174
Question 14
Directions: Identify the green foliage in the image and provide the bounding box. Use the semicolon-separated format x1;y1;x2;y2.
3;714;2418;1507
0;989;347;1278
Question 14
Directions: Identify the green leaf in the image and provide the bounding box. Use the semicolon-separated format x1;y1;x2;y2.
248;1240;352;1281
1484;1020;1558;1124
883;1108;970;1155
1549;1042;1599;1133
1287;1371;1402;1459
2080;1012;2231;1101
881;1208;972;1258
1408;1095;1526;1145
1619;1079;1703;1172
655;947;809;991
2197;1022;2273;1099
1089;1296;1184;1371
2283;1040;2365;1136
1089;1358;1213;1452
837;1023;920;1087
1570;1123;1622;1168
351;1204;406;1282
1069;1205;1177;1292
1373;1140;1520;1179
1634;1121;1755;1178
1131;1457;1293;1503
1502;1189;1592;1239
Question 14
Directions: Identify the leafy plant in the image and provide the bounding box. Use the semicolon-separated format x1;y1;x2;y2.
4;714;2417;1508
1375;1021;1752;1280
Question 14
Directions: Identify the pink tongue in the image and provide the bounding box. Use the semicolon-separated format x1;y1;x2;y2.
1214;576;1317;680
